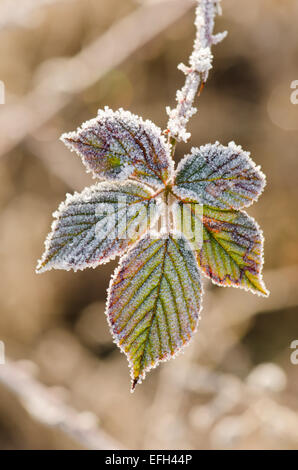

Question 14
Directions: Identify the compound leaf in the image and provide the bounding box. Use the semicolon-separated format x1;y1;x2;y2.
173;141;266;210
106;232;202;391
61;107;174;189
36;181;159;273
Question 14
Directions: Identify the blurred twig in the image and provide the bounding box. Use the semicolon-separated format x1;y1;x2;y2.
166;0;227;143
0;359;123;450
0;0;196;159
0;0;73;31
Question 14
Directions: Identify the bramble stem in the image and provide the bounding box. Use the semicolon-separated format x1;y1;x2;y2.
166;0;227;145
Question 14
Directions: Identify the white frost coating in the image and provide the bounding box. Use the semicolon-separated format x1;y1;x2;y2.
105;231;203;392
61;106;174;190
166;0;227;142
36;181;160;273
200;207;269;297
173;141;266;210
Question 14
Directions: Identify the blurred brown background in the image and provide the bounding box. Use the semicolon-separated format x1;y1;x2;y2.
0;0;298;450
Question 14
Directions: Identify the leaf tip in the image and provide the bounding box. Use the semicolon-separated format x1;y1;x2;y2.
130;377;139;393
245;270;270;298
35;258;49;274
60;131;78;152
257;282;270;298
35;258;43;274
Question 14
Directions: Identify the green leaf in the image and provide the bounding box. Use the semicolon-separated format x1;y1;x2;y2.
173;202;269;297
61;107;174;189
36;181;159;273
173;142;266;210
106;232;202;391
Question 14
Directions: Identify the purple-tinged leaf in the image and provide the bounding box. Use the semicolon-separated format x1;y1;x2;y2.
61;107;174;189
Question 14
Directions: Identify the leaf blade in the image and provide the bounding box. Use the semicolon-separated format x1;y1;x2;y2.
173;141;266;210
36;181;159;273
61;107;174;189
173;202;269;297
106;232;202;390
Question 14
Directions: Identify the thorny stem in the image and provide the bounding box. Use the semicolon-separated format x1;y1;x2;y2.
165;0;227;148
158;1;227;232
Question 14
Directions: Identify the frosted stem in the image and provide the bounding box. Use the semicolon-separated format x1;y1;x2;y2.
166;0;227;143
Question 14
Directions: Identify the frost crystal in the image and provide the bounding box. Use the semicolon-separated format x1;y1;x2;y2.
166;0;227;142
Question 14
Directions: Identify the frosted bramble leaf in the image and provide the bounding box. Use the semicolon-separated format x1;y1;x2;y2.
173;142;266;210
36;1;269;391
199;207;269;296
36;181;159;273
173;201;269;297
61;107;174;189
106;232;202;391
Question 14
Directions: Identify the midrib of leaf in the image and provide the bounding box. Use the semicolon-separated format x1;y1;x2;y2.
176;175;258;184
109;241;163;318
203;225;239;279
118;283;159;338
168;239;196;327
135;239;169;389
163;271;182;338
